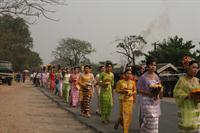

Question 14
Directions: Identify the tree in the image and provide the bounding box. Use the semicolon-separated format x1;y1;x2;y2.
26;50;43;71
147;35;197;66
115;35;147;66
52;38;95;67
0;15;33;49
0;0;65;20
98;60;117;68
0;15;43;71
192;42;200;61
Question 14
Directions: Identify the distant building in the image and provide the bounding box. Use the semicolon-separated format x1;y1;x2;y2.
157;63;185;97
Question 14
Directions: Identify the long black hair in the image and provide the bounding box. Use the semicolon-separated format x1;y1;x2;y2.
146;56;157;66
188;60;199;67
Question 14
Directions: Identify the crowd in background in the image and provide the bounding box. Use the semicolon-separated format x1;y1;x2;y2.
15;72;26;83
28;56;200;133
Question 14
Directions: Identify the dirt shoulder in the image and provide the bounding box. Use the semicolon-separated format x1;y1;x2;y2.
0;82;94;133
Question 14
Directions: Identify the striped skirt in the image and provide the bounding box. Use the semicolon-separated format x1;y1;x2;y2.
81;87;92;114
139;96;161;133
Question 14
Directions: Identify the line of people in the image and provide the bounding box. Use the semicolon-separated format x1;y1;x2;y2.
31;56;200;133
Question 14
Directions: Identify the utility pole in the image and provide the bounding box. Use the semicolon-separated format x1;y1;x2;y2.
152;41;159;50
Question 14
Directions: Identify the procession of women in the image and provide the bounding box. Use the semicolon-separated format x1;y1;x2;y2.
31;56;200;133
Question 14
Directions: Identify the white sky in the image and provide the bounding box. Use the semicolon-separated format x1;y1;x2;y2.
30;0;200;65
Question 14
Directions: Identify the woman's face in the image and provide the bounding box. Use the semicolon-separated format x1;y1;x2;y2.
147;62;157;73
74;68;79;73
100;67;105;72
84;67;90;73
187;63;199;77
106;65;112;72
140;66;145;74
125;71;133;80
66;69;69;73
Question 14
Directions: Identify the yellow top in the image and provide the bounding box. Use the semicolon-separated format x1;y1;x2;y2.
78;73;94;91
115;79;136;101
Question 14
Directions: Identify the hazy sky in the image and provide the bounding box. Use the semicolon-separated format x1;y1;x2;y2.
30;0;200;65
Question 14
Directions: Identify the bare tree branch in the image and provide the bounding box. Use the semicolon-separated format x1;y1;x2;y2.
0;0;66;21
115;35;146;65
116;51;131;64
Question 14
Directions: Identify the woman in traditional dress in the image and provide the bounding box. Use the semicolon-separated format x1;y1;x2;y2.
55;69;63;96
78;65;95;117
99;62;114;123
62;68;71;103
95;65;105;115
45;70;50;89
54;69;59;95
69;67;80;107
114;69;137;133
137;56;162;133
58;69;63;97
50;68;56;93
42;66;47;88
173;60;200;133
46;65;51;90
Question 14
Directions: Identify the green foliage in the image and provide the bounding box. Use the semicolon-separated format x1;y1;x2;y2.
192;42;200;61
52;38;95;67
0;15;42;71
0;15;33;49
90;63;100;75
148;35;198;66
98;60;117;67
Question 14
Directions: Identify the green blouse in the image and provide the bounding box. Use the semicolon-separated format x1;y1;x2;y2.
174;76;200;130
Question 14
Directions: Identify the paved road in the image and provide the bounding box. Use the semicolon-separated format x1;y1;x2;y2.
90;90;178;133
159;101;178;133
0;82;94;133
39;84;179;133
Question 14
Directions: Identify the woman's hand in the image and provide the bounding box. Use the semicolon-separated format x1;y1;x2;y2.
121;89;129;94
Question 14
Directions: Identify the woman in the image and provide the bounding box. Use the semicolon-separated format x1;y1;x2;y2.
69;67;80;107
50;68;55;93
99;62;114;123
62;68;71;103
173;61;200;133
55;69;63;96
95;65;105;115
137;56;162;133
78;65;95;117
46;70;50;89
115;69;136;133
58;69;63;97
42;67;47;88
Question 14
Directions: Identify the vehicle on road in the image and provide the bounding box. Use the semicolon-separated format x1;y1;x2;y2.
0;60;13;85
